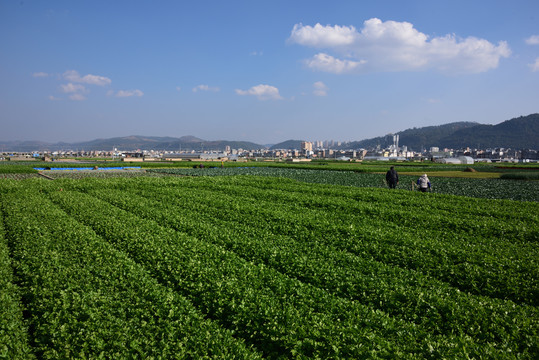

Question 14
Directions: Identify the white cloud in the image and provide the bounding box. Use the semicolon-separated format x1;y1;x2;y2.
48;95;61;101
63;70;111;86
192;84;220;92
176;86;181;92
81;74;111;86
313;81;328;96
114;89;144;97
289;18;511;74
235;84;283;100
428;35;510;74
529;58;539;72
60;83;86;93
306;53;365;74
525;35;539;45
33;72;49;77
60;82;88;101
288;23;357;47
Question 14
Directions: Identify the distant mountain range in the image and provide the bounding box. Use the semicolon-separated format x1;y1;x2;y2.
0;135;262;153
344;113;538;151
1;114;537;152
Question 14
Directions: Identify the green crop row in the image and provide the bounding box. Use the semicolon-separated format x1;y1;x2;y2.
121;176;537;307
43;185;511;358
171;175;537;242
2;176;537;358
84;184;538;354
56;175;538;306
0;161;37;174
0;183;261;359
500;172;539;180
148;167;539;201
0;207;34;359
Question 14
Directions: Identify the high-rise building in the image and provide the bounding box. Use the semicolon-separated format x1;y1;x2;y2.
301;141;313;152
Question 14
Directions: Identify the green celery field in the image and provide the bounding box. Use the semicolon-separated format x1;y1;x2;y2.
148;167;539;202
0;176;537;359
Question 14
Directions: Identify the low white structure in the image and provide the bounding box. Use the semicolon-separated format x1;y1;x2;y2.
163;152;227;161
436;156;474;164
459;156;474;164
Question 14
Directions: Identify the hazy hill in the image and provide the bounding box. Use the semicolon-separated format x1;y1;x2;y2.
344;122;479;151
0;141;53;153
77;136;196;150
270;140;304;150
1;114;537;152
0;136;263;152
343;114;538;151
438;114;539;149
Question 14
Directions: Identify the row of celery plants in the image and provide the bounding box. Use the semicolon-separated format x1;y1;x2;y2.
191;174;537;227
0;206;34;359
174;174;537;242
86;185;537;356
179;177;538;256
148;167;539;201
125;176;538;306
204;182;538;305
0;183;261;359
44;186;504;359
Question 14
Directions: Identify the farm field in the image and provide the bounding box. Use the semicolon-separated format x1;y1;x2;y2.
3;161;538;201
0;175;538;358
149;167;539;202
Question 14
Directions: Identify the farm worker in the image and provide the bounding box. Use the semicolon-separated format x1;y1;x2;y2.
417;174;431;192
385;166;399;189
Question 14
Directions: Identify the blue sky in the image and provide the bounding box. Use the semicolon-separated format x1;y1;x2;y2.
1;0;538;145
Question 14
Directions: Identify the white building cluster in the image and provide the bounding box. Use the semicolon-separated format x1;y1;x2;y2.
2;139;537;163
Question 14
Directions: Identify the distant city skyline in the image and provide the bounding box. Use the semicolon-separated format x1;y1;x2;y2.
1;1;538;144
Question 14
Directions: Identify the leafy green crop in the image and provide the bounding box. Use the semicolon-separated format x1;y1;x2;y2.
0;176;537;358
0;207;34;359
148;167;539;201
0;183;261;359
85;183;538;352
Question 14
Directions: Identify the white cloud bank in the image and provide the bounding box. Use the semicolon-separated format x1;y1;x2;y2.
289;23;357;47
36;69;144;101
235;84;283;100
289;18;511;74
46;70;112;101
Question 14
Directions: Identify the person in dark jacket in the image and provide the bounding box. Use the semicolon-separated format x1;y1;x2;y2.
385;166;399;189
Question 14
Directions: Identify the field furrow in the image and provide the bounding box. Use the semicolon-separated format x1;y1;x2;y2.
1;175;537;358
112;176;538;306
86;185;538;353
45;187;508;358
0;202;34;359
0;185;261;359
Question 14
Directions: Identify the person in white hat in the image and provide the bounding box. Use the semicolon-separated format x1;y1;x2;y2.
416;174;431;192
